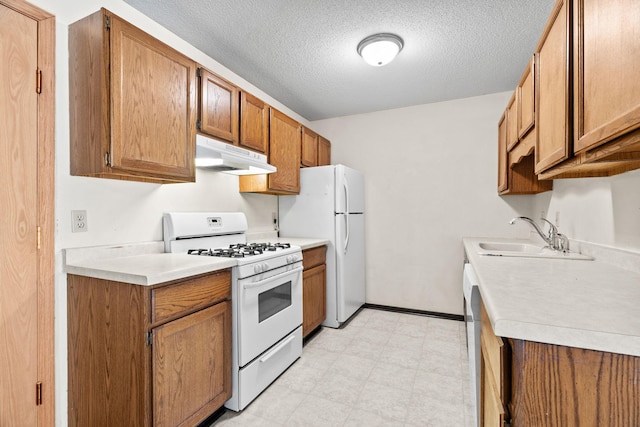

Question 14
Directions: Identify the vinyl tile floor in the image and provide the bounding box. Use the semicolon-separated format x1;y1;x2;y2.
212;308;474;426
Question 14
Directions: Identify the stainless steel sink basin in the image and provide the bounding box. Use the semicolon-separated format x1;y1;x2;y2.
476;241;593;260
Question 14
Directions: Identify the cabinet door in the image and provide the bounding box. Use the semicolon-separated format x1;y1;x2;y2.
318;136;331;166
302;264;326;337
109;14;196;180
535;0;571;173
498;113;508;193
506;91;519;151
268;108;302;193
574;0;640;153
518;57;535;139
301;127;319;167
240;91;269;154
198;68;239;144
153;301;231;427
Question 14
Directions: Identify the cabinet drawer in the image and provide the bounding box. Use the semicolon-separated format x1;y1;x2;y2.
152;270;231;324
302;246;326;270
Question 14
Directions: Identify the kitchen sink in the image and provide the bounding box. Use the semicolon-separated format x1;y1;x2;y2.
475;241;593;260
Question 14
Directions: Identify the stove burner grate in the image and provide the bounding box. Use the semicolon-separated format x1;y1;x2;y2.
187;242;291;258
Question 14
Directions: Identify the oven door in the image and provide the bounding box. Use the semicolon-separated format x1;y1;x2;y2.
237;262;303;366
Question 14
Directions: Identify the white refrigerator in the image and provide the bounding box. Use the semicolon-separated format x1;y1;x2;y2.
279;164;365;328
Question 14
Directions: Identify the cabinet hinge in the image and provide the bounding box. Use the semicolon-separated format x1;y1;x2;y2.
105;16;110;30
105;152;111;166
196;119;201;130
36;226;41;250
35;68;42;94
196;67;202;78
36;382;42;406
146;330;152;346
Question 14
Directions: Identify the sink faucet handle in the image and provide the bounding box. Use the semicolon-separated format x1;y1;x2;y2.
539;218;558;239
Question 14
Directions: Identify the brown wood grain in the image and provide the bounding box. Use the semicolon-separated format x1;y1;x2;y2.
69;9;196;183
302;246;326;270
198;68;239;144
267;107;301;193
0;1;55;424
302;264;326;337
510;339;640;427
535;0;571;174
301;127;319;167
506;91;519;151
318;136;331;166
152;269;231;325
518;57;535;139
239;91;269;154
498;113;508;193
153;301;231;427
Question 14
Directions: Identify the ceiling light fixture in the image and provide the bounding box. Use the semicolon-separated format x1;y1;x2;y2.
357;33;404;67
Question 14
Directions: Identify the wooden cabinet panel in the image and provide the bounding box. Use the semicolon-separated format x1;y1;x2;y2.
152;270;231;324
153;301;232;427
268;108;302;193
240;91;269;154
302;264;326;337
498;113;508;193
68;270;232;427
302;246;326;270
518;57;535;138
318;136;331;166
198;68;239;144
69;9;197;183
510;339;640;427
574;0;640;153
301;127;319;167
506;92;519;150
535;0;571;174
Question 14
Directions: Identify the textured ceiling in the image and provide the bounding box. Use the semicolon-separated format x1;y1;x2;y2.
122;0;557;121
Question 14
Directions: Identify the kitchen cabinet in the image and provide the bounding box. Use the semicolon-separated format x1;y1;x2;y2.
239;107;302;194
69;9;197;184
301;127;319;167
479;296;640;427
67;270;232;427
534;0;572;174
518;58;535;140
301;246;327;337
535;0;640;179
505;91;519;151
497;114;508;193
240;91;269;154
479;301;510;427
318;136;331;166
198;67;239;144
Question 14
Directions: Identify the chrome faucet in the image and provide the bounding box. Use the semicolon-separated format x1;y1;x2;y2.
509;216;570;253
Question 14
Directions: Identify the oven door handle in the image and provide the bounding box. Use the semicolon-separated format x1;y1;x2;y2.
259;334;296;363
241;266;303;290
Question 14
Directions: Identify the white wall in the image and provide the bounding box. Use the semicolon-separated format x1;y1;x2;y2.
534;169;640;251
311;92;536;316
25;0;311;425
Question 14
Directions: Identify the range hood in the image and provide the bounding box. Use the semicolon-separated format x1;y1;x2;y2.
195;134;276;175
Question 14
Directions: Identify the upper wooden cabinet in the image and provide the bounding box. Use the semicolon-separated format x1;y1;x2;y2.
506;91;519;151
535;0;571;174
318;136;331;166
535;0;640;179
69;9;197;184
239;108;302;194
518;58;535;139
240;91;269;154
198;68;239;144
301;127;319;167
498;114;508;193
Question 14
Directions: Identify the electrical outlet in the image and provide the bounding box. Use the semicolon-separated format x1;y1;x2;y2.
555;211;560;228
272;212;278;231
71;210;88;233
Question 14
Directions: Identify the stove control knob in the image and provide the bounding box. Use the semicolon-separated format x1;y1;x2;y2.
254;264;262;274
262;262;269;271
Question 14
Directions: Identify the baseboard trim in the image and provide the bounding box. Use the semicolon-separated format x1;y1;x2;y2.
363;303;464;322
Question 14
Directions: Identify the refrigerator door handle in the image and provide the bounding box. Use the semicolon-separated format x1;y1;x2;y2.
343;175;350;214
344;213;350;254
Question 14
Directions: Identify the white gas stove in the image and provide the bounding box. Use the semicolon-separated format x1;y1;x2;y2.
163;212;303;411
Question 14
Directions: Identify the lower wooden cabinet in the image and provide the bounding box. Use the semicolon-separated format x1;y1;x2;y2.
480;297;640;427
302;246;326;337
67;270;232;427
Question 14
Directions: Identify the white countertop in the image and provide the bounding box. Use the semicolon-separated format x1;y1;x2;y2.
463;237;640;357
63;237;328;286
